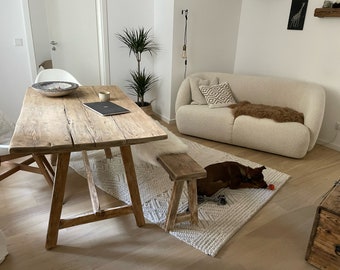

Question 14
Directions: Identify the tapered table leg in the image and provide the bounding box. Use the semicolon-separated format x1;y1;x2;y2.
45;152;70;250
120;145;145;226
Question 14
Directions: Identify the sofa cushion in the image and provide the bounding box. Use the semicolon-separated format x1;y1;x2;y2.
176;105;234;143
199;82;236;108
232;116;310;158
190;77;219;105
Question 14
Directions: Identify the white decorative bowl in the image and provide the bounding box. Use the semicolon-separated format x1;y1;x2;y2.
32;81;79;97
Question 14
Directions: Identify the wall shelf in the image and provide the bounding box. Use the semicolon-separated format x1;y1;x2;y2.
314;8;340;17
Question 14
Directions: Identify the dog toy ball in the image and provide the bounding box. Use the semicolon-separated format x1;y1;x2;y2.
268;184;275;190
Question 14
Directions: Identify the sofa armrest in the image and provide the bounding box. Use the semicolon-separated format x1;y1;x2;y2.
175;78;191;113
302;84;326;150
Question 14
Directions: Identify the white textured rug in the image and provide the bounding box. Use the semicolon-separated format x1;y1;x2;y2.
69;139;290;256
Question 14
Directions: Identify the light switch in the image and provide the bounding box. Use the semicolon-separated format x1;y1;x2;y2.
14;38;23;46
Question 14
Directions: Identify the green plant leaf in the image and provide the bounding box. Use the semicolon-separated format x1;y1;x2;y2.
126;69;158;106
116;27;159;59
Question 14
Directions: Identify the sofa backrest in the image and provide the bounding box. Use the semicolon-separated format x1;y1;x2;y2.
175;72;326;151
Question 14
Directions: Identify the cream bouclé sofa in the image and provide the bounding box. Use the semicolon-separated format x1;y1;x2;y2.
175;72;326;158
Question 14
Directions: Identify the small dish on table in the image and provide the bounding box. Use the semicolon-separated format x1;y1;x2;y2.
32;81;78;97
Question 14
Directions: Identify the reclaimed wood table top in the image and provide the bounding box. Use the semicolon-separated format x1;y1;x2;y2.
9;85;167;154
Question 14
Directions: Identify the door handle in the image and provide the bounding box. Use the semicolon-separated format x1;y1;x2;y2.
50;40;58;45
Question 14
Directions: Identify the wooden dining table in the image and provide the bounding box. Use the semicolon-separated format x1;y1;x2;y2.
9;85;167;249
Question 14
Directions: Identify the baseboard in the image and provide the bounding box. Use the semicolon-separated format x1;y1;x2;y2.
152;111;176;124
317;138;340;152
168;118;176;125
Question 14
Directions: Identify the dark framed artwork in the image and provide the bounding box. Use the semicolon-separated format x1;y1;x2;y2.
287;0;308;30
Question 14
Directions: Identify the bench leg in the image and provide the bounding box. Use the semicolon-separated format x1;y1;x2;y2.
187;179;198;225
165;180;184;232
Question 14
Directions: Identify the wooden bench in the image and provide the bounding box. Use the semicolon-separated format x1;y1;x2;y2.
157;153;207;232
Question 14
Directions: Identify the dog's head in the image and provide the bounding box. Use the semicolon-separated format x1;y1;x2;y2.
243;166;267;188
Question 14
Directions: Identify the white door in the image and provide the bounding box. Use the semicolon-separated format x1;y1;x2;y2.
45;0;101;85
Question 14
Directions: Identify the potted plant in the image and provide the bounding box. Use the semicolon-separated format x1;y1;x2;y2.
117;27;159;112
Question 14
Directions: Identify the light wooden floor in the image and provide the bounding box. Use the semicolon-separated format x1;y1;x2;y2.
1;122;340;270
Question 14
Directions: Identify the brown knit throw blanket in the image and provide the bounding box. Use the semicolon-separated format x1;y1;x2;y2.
229;101;304;124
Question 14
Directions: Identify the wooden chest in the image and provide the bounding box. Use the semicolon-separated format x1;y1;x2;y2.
305;181;340;270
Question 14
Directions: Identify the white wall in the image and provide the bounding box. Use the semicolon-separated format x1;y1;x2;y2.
153;0;175;121
175;0;241;75
0;0;32;122
234;0;340;151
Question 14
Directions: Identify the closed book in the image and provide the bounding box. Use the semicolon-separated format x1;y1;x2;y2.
83;101;130;116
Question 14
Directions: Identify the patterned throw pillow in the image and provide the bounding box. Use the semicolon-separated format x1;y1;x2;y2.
189;77;219;105
199;82;236;108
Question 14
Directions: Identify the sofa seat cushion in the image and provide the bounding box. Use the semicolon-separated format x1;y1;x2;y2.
176;105;234;143
232;115;310;158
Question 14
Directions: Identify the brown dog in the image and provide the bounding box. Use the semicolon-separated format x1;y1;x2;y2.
197;161;267;196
